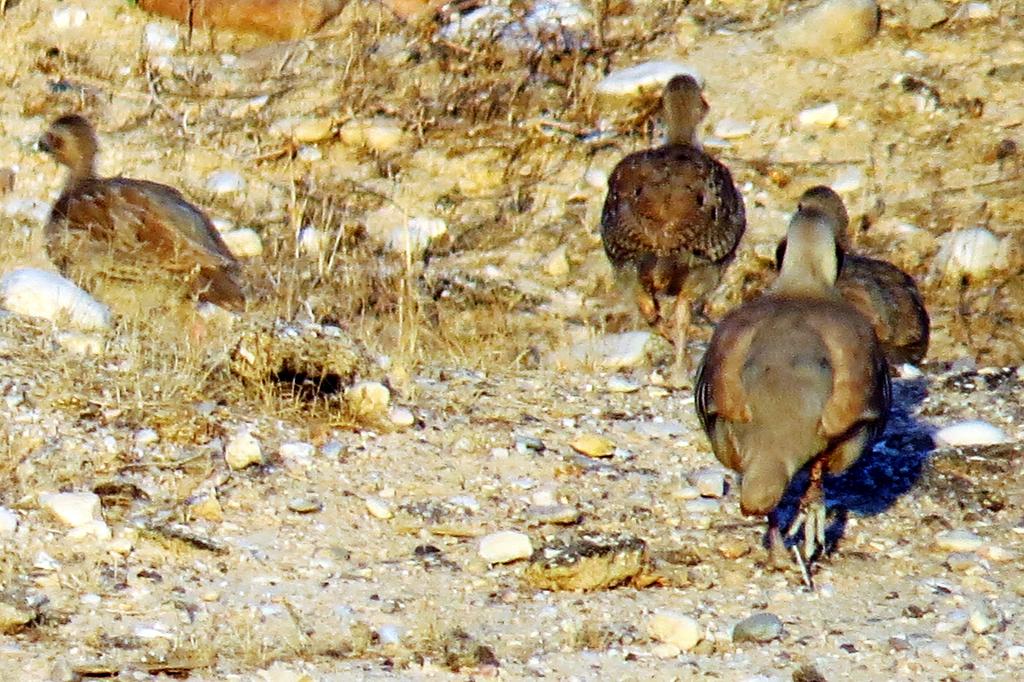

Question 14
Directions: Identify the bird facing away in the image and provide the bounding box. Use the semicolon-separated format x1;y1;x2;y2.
776;186;930;365
40;114;245;312
600;75;746;383
696;200;891;586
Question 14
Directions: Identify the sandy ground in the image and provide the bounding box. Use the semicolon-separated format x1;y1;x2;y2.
1;0;1024;680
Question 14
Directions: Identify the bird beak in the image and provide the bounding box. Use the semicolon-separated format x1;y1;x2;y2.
37;133;54;154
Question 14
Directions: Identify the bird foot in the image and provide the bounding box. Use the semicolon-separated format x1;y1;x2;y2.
786;500;828;590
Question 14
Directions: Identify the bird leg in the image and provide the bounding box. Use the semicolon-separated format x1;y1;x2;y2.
668;295;693;387
765;511;789;570
786;457;828;589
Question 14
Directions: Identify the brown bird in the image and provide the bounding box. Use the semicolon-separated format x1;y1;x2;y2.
696;198;891;586
40;114;245;312
600;75;746;382
776;186;929;365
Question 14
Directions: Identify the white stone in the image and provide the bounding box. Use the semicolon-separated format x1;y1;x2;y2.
648;610;702;652
595;61;702;97
969;603;1000;634
832;166;864;192
631;419;685;439
339;117;407;152
714;119;754;139
67;519;112;541
298;227;328;257
479;530;533;564
39;492;102;528
388;406;415;427
774;0;879;56
225;429;263;470
979;544;1017;562
344;381;390;417
548;331;657;370
135;429;159;446
797;103;840;128
206;170;246;194
365;497;393;520
54;331;105;355
583;168;608;190
544;245;570;278
934;228;1001;281
279;441;315;468
52;6;87;30
1;268;111;331
607;376;641;393
934;529;985;553
385;217;447;254
269;116;334;143
693;469;726;498
220;228;263;258
953;2;993;20
144;23;179;53
685;498;720;513
0;507;18;536
377;624;403;645
933;420;1008;447
296;146;322;162
229;95;269;119
2;197;50;223
257;662;316;682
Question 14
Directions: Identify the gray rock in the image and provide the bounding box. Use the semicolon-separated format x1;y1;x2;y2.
733;612;784;643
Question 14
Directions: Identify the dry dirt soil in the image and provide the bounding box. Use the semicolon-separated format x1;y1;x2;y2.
1;0;1024;680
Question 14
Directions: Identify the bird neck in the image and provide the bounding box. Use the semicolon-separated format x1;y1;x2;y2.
663;97;701;147
65;155;98;187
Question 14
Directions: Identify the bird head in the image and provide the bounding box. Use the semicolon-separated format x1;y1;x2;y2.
40;114;98;180
662;74;708;147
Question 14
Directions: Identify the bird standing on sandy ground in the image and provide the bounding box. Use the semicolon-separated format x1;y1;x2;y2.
695;198;891;588
39;114;245;313
777;186;930;366
600;75;746;385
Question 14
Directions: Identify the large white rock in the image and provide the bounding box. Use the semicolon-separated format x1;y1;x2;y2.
933;420;1008;447
1;268;111;331
479;530;533;564
596;61;702;97
648;610;702;651
934;228;1001;281
40;492;102;528
220;228;264;258
548;331;658;370
774;0;880;56
225;429;264;470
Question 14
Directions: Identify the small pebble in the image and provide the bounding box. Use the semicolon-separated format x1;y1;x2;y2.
206;170;246;194
377;624;403;645
144;22;179;53
338;117;407;152
797;103;840;128
685;498;720;514
952;2;993;20
606;375;641;393
385;217;447;254
549;331;657;370
39;492;102;528
945;552;980;572
225;429;263;470
514;434;545;453
0;507;18;536
570;433;616;458
648;610;702;652
733;613;784;643
0;603;35;634
298;227;328;257
933;420;1008;447
692;469;726;498
934;529;984;553
269;116;334;143
832;166;864;192
544;244;570;278
479;530;533;564
54;331;104;355
969;603;1001;634
279;441;315;468
52;6;87;30
774;0;879;56
135;429;159;447
906;0;948;29
388;406;415;427
529;504;580;525
979;544;1016;562
718;539;750;559
365;497;393;520
220;228;264;259
288;496;323;514
713;119;754;139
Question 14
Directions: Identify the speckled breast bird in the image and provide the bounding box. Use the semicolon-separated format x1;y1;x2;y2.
776;186;929;365
600;74;746;381
696;199;891;587
40;114;245;312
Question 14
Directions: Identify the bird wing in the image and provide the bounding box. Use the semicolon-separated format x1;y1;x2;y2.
603;146;744;263
808;302;891;440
